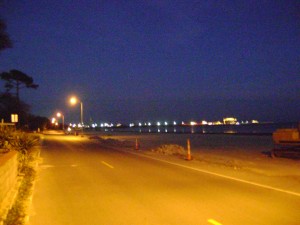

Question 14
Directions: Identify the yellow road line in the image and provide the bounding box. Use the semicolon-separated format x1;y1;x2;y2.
101;161;114;169
208;219;223;225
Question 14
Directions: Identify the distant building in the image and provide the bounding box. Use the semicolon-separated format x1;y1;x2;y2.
223;117;237;125
212;121;223;125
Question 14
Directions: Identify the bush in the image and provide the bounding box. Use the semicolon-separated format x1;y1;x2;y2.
0;126;15;152
153;144;186;156
0;128;39;224
10;132;39;155
0;128;40;172
10;132;39;173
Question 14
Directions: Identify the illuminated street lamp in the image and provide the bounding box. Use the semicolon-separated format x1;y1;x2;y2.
69;96;84;131
51;118;58;129
56;112;65;130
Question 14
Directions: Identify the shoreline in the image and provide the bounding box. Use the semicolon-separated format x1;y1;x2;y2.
95;130;273;136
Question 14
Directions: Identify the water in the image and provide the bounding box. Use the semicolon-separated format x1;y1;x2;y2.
91;122;298;136
82;122;299;154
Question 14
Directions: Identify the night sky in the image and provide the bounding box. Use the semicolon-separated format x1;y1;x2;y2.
0;1;299;124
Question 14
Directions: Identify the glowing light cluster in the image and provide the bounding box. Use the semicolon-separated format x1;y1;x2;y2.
190;121;197;126
100;123;114;128
64;118;259;129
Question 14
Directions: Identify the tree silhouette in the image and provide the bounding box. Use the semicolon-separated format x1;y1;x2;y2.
0;19;12;52
0;93;30;125
0;70;38;100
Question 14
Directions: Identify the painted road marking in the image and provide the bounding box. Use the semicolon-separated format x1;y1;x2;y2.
40;164;55;169
101;161;114;169
40;164;79;168
122;150;300;198
208;218;223;225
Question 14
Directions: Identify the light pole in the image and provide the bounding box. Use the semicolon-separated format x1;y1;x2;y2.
70;96;84;133
56;112;65;131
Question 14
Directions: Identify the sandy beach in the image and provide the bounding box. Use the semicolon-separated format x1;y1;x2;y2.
92;132;300;195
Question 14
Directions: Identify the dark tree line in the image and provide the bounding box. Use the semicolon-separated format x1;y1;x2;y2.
1;69;39;100
0;18;12;51
0;18;49;130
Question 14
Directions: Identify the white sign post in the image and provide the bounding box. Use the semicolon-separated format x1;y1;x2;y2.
11;114;18;123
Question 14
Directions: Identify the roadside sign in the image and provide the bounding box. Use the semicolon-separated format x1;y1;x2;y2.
11;114;18;123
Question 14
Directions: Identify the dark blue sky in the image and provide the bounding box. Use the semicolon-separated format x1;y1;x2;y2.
0;1;299;123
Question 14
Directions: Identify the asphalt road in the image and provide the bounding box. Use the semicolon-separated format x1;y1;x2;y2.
28;135;300;225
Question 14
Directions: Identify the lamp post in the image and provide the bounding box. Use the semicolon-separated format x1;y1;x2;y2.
56;112;65;131
70;96;84;133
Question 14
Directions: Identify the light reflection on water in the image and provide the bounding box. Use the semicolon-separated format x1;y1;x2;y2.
224;130;237;134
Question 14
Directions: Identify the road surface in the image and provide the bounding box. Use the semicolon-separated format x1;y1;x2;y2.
28;134;300;225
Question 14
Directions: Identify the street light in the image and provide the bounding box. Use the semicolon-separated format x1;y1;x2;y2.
51;118;58;128
56;112;65;131
69;96;84;130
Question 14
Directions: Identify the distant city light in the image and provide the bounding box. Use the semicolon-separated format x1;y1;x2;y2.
213;121;223;125
223;117;237;125
66;117;259;131
190;121;197;126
